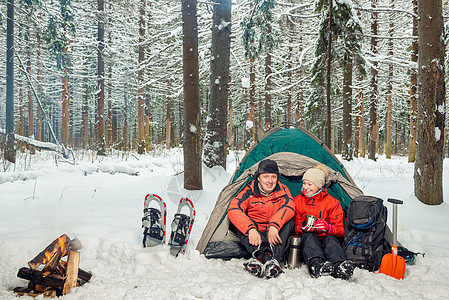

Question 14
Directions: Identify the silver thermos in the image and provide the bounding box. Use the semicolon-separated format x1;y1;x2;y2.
287;236;301;269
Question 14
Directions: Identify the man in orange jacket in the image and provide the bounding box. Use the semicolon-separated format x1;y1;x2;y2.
228;159;295;278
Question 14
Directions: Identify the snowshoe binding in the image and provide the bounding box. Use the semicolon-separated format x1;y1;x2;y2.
142;194;167;247
168;197;195;256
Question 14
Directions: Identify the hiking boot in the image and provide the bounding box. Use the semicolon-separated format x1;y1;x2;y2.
332;260;355;280
253;242;273;264
244;258;264;278
320;261;334;276
264;259;283;279
308;257;325;278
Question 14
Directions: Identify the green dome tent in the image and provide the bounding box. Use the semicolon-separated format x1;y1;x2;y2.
196;124;364;259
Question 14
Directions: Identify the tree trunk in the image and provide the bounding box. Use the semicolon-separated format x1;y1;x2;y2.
36;17;43;143
414;0;445;205
247;58;256;149
61;68;70;147
97;0;105;154
137;0;146;154
26;23;35;154
5;0;15;163
203;0;231;169
358;90;365;158
82;52;89;149
408;0;418;162
385;4;394;159
325;0;333;147
342;55;353;161
166;79;172;149
368;0;378;161
182;0;202;190
228;75;233;148
264;25;272;131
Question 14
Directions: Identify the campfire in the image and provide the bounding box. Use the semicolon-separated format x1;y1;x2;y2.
13;234;92;298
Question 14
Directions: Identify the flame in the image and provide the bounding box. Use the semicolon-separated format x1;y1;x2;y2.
42;236;67;264
58;236;67;254
42;251;54;264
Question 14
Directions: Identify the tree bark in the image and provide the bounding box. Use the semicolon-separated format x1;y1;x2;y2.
385;3;394;159
137;0;146;154
368;0;379;161
36;14;43;143
182;0;202;190
408;0;418;162
264;50;272;132
342;55;353;161
247;58;256;149
5;0;15;163
325;0;333;147
203;0;231;169
165;79;172;149
414;0;445;205
97;0;105;154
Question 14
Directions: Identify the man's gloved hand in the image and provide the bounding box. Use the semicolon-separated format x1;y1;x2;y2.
300;224;316;233
314;219;333;234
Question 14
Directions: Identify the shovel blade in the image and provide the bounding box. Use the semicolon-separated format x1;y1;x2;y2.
379;247;406;280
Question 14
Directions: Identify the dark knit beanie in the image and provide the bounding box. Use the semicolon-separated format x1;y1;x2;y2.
254;159;279;178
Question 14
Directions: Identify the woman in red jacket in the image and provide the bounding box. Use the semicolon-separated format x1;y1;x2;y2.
228;159;295;279
293;164;354;280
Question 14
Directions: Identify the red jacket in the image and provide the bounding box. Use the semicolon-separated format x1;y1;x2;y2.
293;188;344;238
228;180;295;235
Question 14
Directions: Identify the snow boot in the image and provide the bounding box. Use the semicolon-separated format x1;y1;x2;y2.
320;261;334;276
264;258;283;279
308;257;325;278
142;194;167;247
244;258;264;278
332;260;355;280
168;197;195;256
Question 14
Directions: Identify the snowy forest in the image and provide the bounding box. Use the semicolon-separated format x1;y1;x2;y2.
0;1;448;178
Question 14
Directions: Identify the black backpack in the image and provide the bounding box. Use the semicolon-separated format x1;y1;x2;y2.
343;195;390;271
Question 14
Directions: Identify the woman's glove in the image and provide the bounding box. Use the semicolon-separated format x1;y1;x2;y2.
314;219;333;234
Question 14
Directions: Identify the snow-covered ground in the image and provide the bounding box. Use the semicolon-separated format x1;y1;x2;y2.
0;149;448;299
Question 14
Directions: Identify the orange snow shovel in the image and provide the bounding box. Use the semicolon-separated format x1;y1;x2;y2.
379;198;406;280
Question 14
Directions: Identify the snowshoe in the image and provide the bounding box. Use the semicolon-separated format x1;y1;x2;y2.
168;197;195;256
142;194;167;247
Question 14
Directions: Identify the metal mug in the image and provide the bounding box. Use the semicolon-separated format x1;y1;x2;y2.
305;215;317;227
287;236;301;269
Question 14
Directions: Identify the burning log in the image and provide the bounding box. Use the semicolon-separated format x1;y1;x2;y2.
14;234;91;298
28;234;70;270
17;268;65;289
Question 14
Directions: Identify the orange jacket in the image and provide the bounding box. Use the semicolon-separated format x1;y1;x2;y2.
293;188;344;238
228;180;295;235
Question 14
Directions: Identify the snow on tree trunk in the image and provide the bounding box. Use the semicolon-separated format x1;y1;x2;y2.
5;0;15;163
182;0;202;190
137;0;146;154
368;0;379;161
414;0;445;206
342;55;353;161
97;0;105;155
203;0;231;169
408;0;418;163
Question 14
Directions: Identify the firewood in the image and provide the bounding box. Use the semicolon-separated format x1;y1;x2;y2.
17;267;65;289
13;287;57;298
28;234;70;270
58;259;92;282
77;268;92;282
62;250;80;295
42;250;63;274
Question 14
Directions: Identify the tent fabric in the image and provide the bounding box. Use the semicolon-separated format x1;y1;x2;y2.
196;125;364;255
231;125;356;185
